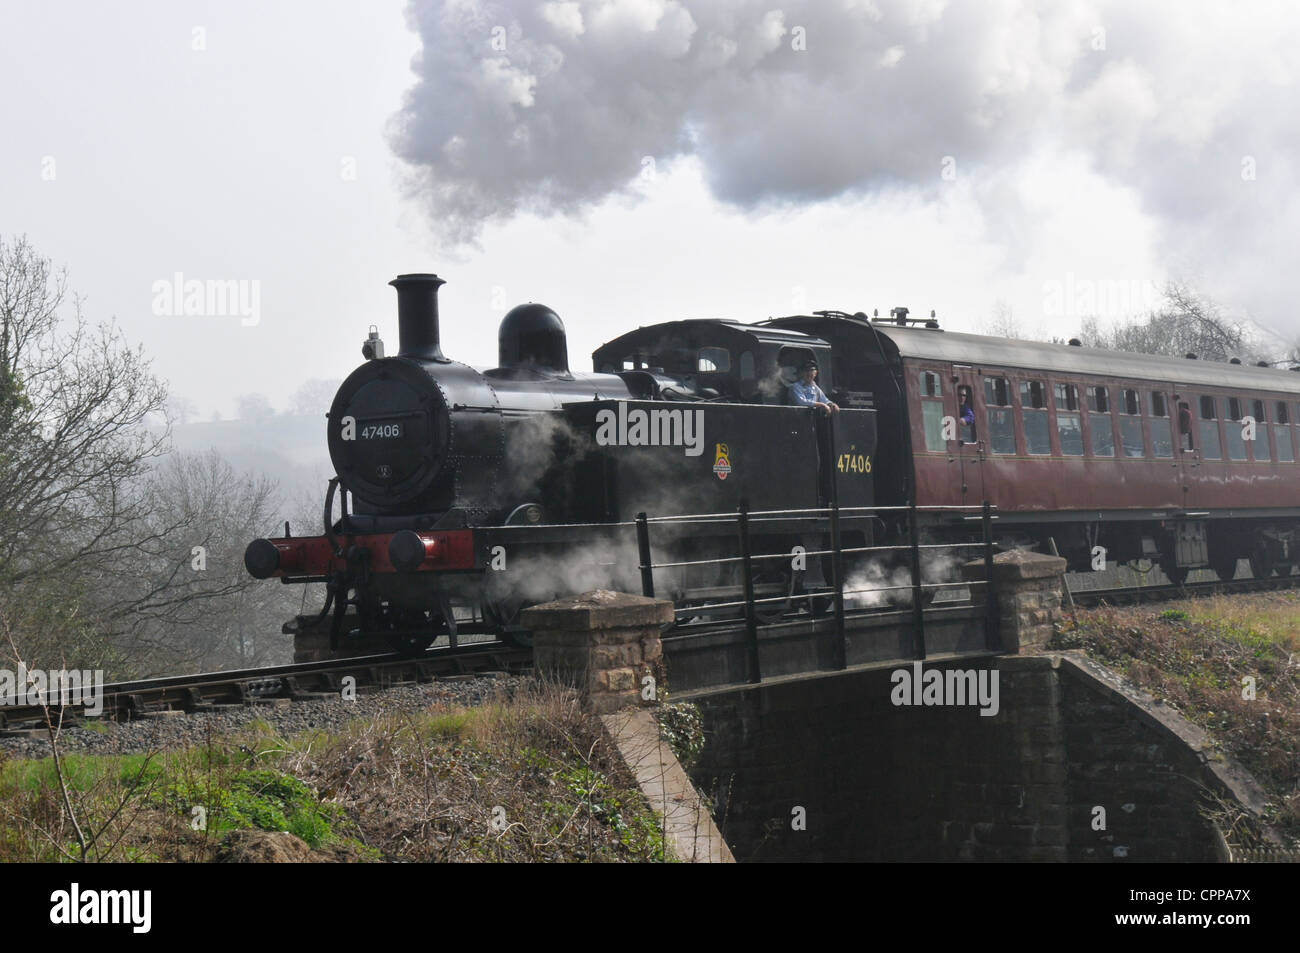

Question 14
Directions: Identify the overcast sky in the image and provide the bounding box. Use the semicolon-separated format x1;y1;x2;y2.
3;0;1297;419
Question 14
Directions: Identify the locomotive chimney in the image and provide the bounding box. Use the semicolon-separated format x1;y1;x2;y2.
389;273;446;361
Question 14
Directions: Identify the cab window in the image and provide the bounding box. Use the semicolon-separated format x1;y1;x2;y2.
698;347;730;373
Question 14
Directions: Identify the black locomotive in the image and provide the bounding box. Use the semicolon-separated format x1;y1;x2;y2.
244;274;877;654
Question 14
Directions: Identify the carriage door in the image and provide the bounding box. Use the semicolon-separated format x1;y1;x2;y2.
1174;394;1201;510
951;365;985;504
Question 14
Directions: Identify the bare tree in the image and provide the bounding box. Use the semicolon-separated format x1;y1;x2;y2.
165;394;199;427
0;235;169;594
0;237;298;674
90;449;299;674
979;299;1025;340
236;393;276;423
290;378;341;417
1079;280;1268;363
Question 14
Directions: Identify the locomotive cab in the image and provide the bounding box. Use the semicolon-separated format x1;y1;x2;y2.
594;321;833;406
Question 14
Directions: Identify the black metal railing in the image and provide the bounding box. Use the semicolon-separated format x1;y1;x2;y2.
635;499;998;684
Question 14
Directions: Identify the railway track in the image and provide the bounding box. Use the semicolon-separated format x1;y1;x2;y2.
1068;571;1300;607
0;640;532;736
664;565;1300;636
5;568;1292;736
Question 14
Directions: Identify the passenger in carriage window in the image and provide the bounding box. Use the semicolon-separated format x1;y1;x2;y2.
958;386;976;442
1178;402;1195;452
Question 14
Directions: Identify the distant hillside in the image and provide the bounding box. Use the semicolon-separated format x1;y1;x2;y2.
168;414;334;517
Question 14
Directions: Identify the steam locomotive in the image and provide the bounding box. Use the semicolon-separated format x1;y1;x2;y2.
246;272;1300;656
243;275;877;654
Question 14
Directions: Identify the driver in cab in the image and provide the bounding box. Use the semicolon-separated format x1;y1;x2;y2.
790;360;839;414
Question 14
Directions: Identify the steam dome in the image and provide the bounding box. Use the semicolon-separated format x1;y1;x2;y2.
498;303;569;373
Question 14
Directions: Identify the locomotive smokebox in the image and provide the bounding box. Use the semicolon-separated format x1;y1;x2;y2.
390;273;446;361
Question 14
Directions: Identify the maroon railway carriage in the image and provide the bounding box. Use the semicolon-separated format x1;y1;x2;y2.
766;313;1300;583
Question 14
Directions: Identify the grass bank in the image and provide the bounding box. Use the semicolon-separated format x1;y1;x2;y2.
0;681;672;862
1050;591;1300;844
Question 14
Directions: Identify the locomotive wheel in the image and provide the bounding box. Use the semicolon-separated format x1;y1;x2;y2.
1211;554;1239;583
1160;558;1189;587
386;629;435;656
483;598;535;648
382;609;438;657
1248;545;1275;580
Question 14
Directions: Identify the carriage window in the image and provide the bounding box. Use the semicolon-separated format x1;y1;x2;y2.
921;401;946;451
1087;385;1114;457
1055;383;1080;410
984;377;1009;406
1018;380;1050;454
920;371;946;451
1276;401;1295;462
1199;395;1222;459
983;376;1015;453
698;347;730;373
1149;392;1173;458
1225;397;1248;461
1250;399;1270;461
1118;388;1145;457
739;351;755;380
1054;383;1083;455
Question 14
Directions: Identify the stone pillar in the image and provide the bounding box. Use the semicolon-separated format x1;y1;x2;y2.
520;589;673;714
962;549;1067;652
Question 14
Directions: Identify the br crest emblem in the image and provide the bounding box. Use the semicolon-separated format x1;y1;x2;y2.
712;443;732;480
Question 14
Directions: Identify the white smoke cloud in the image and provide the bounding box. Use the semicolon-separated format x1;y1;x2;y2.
843;549;964;610
391;0;1300;329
